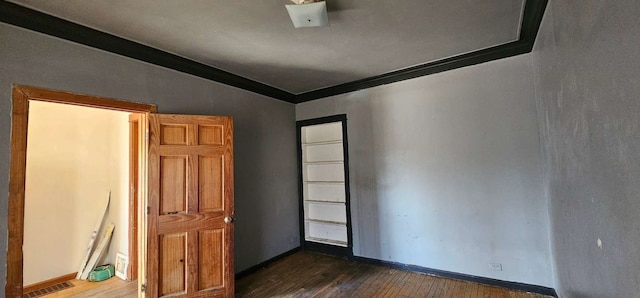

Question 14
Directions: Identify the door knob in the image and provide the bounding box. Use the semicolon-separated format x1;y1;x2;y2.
224;216;235;223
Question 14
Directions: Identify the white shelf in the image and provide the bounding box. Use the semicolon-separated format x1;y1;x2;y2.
303;160;343;165
305;183;345;203
305;218;346;225
304;163;344;181
304;181;344;184
304;199;345;205
305;237;348;247
302;140;342;146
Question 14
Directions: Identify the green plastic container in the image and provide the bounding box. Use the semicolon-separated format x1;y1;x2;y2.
88;264;115;282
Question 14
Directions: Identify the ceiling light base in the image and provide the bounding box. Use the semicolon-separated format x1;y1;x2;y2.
285;1;329;28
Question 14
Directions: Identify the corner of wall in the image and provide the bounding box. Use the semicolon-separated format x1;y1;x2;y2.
530;2;561;294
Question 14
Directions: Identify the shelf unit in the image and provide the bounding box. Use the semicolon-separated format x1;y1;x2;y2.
299;119;351;251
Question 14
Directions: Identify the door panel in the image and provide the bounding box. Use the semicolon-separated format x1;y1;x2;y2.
160;124;188;145
148;114;233;298
199;229;224;290
199;156;224;212
198;125;224;145
159;233;187;296
160;156;187;214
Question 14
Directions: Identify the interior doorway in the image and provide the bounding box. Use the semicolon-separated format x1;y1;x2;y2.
6;85;156;298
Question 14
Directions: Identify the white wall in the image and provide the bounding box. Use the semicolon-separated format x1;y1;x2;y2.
23;101;129;285
297;54;553;287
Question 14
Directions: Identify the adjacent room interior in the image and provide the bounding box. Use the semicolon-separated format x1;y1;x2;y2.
1;1;639;297
22;101;136;296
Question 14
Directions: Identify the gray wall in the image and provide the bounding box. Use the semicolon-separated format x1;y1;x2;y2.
297;55;553;287
0;23;300;288
532;1;640;297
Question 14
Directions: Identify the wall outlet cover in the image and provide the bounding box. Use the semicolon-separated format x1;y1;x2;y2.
489;263;503;271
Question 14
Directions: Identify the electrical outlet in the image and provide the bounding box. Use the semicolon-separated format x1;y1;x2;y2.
489;263;503;271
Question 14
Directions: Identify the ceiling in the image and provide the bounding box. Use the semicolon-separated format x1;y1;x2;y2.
8;0;526;96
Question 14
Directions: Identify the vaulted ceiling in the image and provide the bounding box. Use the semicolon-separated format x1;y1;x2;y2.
1;0;547;103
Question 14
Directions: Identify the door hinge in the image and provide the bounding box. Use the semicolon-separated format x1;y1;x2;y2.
147;206;150;214
145;129;150;144
141;283;146;292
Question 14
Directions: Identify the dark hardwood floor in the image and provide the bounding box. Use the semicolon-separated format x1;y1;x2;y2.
236;251;552;298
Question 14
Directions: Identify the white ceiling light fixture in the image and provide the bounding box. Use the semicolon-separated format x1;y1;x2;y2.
285;0;329;28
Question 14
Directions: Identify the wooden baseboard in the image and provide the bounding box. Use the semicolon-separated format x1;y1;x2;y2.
23;272;76;293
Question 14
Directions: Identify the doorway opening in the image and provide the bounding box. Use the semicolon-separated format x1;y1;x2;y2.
6;85;156;298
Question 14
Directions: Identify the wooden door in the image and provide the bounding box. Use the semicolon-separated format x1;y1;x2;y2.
147;114;234;298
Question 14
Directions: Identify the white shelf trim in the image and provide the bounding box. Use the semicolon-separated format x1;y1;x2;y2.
303;181;344;184
302;140;343;146
305;218;347;225
305;237;348;247
305;199;345;205
303;160;344;165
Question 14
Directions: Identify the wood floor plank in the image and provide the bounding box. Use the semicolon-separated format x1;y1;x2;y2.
289;255;347;297
397;270;420;297
378;269;403;296
461;281;471;298
374;270;397;296
442;280;453;297
384;270;410;297
351;264;387;298
455;280;472;298
320;260;368;297
422;275;440;297
416;275;434;297
431;277;446;297
344;263;379;296
469;282;479;298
